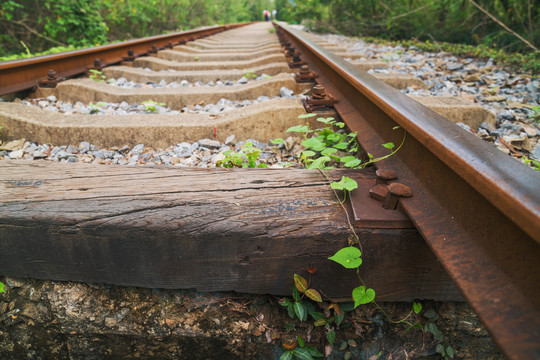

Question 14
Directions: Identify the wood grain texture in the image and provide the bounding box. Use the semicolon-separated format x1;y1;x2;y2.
0;161;461;300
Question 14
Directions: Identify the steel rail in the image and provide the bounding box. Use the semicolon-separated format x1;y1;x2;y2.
0;23;249;97
276;24;540;360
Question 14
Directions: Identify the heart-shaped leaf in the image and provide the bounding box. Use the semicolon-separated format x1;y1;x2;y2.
333;142;349;150
286;125;310;133
352;286;375;308
328;246;362;269
413;302;422;314
382;142;395;150
321;147;337;156
330;177;358;192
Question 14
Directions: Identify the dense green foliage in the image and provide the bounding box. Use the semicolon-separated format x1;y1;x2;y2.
1;0;537;69
0;0;275;58
280;0;538;55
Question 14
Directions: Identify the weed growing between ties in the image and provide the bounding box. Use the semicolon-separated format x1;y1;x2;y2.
243;70;258;80
216;141;268;168
88;69;106;82
141;100;167;113
270;114;454;360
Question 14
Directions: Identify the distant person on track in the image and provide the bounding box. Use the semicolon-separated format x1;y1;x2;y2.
263;9;270;22
272;9;277;20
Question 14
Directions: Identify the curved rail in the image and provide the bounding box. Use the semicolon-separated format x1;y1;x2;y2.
0;23;249;96
275;23;540;360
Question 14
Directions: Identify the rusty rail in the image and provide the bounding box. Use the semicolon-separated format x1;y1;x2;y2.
0;23;249;97
275;23;540;360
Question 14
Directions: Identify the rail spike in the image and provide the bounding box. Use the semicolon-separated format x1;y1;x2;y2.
295;65;318;83
39;69;59;88
302;84;338;112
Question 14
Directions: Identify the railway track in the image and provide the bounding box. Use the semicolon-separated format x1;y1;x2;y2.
0;22;539;359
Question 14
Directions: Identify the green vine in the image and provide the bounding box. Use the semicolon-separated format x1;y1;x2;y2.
275;114;454;359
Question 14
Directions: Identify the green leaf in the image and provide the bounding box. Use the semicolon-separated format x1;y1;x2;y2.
446;345;455;358
286;125;310;133
425;322;437;334
333;142;349;150
347;340;357;347
328;246;362;269
257;163;268;168
302;150;316;157
314;319;327;327
339;341;348;351
293;287;301;301
352;286;376;308
309;311;325;321
0;282;4;293
301;137;325;150
335;122;345;128
317;117;334;124
305;289;322;302
303;345;324;358
294;274;308;293
406;323;423;331
382;142;395;150
423;309;438;319
330;176;358;192
279;298;291;307
344;159;361;168
326;133;340;142
271;138;285;145
280;350;293;360
287;303;295;318
293;347;316;360
326;329;336;346
298;113;317;119
321;147;337;156
307;156;331;169
413;302;422;314
340;156;356;163
344;351;352;360
436;344;445;354
297;336;305;348
339;302;355;312
335;312;345;326
294;302;307;321
393;126;401;130
433;329;445;341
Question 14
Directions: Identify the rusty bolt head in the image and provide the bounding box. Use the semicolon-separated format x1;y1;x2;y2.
369;184;388;202
375;169;397;185
127;49;134;56
292;54;301;62
311;84;326;99
47;70;57;80
388;182;413;197
152;44;158;52
94;58;101;67
299;65;310;74
383;182;412;210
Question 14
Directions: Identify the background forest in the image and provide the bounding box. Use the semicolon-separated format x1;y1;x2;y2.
0;0;538;62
